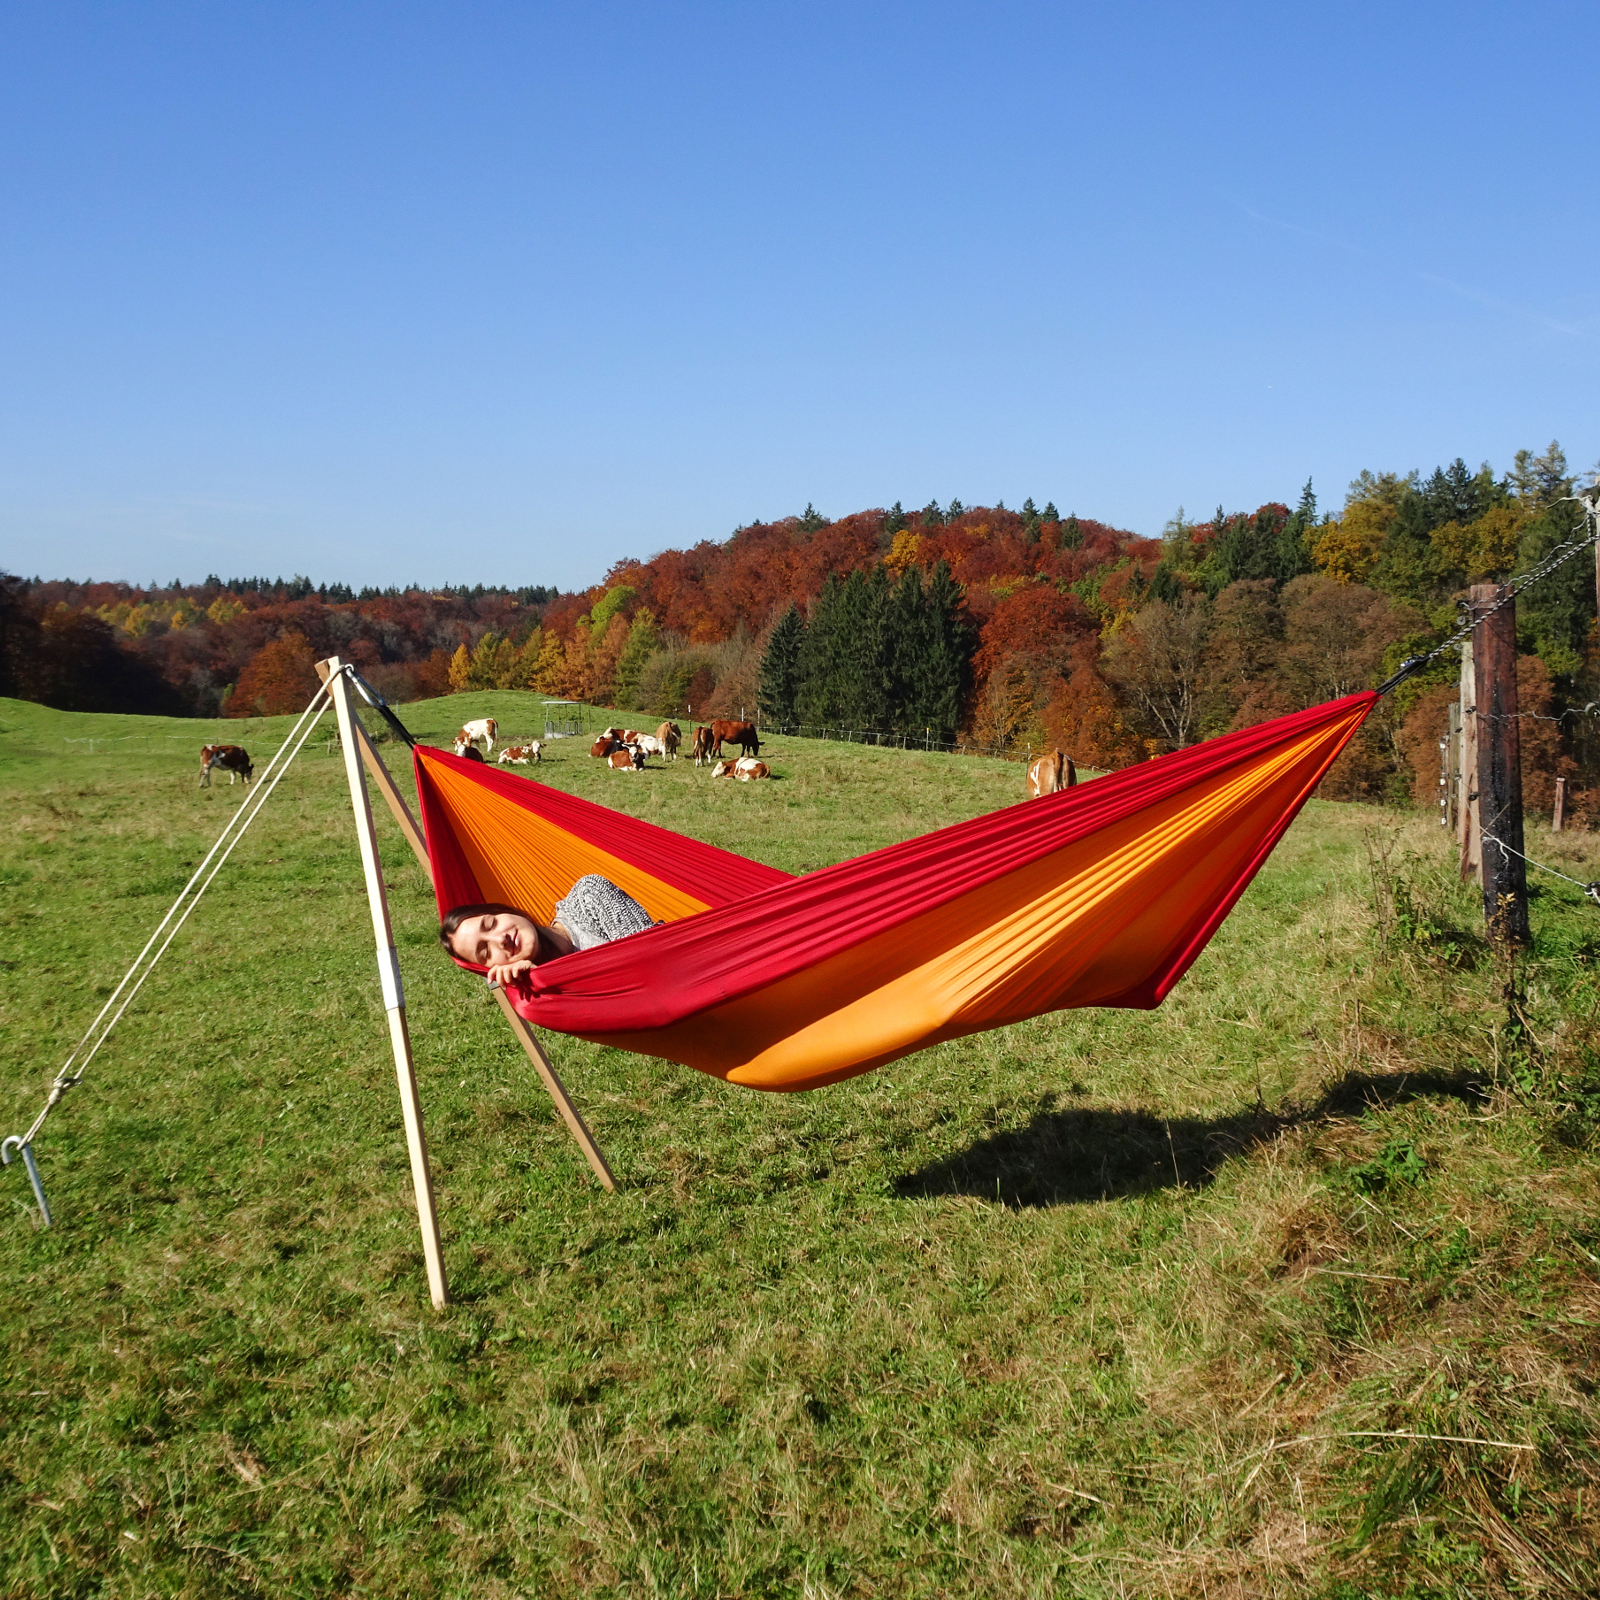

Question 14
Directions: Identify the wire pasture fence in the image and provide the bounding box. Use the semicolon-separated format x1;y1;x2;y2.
756;722;1088;774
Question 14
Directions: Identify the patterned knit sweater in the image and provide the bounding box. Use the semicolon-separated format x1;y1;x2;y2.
553;874;656;952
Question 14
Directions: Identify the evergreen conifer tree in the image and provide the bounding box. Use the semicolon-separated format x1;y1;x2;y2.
757;602;806;728
890;565;930;733
842;565;895;730
1061;515;1083;549
921;560;973;740
1021;497;1041;545
797;575;846;725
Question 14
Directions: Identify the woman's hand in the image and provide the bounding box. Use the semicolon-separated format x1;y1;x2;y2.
486;957;534;989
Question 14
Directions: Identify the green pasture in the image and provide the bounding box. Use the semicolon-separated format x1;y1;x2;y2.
1;690;1597;1597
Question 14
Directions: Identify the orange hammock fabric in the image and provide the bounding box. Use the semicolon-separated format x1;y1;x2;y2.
413;693;1375;1092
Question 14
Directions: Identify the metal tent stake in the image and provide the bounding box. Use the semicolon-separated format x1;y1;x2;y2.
324;658;450;1309
1;1138;52;1227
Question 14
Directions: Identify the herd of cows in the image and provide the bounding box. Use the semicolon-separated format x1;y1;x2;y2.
446;715;772;779
199;717;1081;797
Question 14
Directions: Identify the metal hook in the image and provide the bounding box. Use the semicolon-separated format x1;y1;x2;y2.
2;1136;53;1227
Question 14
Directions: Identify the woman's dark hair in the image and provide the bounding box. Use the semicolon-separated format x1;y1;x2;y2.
439;902;527;953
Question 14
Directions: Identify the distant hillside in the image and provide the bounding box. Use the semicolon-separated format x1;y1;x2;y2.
5;441;1596;811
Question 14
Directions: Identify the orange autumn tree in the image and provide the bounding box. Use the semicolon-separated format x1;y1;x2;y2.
229;630;321;716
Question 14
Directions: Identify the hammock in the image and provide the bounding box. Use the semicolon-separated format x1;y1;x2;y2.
413;692;1375;1092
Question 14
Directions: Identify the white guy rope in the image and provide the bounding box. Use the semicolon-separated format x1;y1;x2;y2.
15;680;334;1149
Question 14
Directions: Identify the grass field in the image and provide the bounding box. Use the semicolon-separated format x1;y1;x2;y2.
2;688;1597;1598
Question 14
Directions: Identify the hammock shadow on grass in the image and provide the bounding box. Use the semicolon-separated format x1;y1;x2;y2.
893;1068;1489;1209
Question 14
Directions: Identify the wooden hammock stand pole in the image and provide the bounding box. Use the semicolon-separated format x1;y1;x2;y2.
315;660;616;1199
322;657;449;1308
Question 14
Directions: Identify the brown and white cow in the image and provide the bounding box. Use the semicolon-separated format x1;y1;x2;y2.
710;759;735;778
733;758;770;781
607;745;645;772
656;720;681;760
690;726;715;767
591;735;620;759
199;744;253;787
453;717;498;757
709;719;759;758
1026;749;1077;798
497;741;542;765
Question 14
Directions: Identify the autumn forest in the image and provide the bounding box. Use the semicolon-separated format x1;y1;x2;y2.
2;441;1594;812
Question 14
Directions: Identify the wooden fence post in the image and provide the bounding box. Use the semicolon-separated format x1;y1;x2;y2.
1445;698;1462;832
1471;584;1529;946
1553;776;1567;833
1459;637;1480;882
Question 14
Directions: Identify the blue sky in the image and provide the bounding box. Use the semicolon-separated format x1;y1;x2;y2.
2;2;1593;593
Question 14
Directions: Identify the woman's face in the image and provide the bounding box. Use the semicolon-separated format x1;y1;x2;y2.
449;908;542;968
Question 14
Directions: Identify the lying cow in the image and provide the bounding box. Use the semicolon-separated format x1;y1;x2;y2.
690;726;715;767
497;741;542;765
732;757;770;781
632;734;668;760
453;717;498;756
709;718;759;758
590;736;619;759
607;745;646;772
199;744;253;787
1026;749;1077;798
656;721;681;760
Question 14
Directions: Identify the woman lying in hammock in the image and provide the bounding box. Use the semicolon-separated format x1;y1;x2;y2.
440;874;656;986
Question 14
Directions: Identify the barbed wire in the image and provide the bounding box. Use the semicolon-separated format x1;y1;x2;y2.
1377;494;1600;697
1482;830;1600;906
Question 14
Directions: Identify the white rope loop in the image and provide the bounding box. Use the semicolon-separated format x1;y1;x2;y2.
14;679;335;1149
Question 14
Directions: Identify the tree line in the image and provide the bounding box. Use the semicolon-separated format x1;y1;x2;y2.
6;441;1595;816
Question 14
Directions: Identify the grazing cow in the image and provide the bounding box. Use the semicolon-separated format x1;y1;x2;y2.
656;721;681;760
733;758;770;781
607;745;645;772
590;736;620;759
690;726;715;767
198;744;253;788
453;717;498;757
451;720;492;755
497;741;542;765
709;719;759;758
1026;749;1077;798
710;760;735;778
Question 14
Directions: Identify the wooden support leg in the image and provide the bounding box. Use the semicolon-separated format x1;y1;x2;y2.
492;991;617;1191
324;657;449;1309
316;660;619;1191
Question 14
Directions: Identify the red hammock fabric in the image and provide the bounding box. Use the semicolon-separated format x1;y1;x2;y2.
414;692;1375;1091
